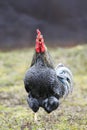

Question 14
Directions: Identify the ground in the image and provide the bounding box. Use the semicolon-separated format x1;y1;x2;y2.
0;45;87;130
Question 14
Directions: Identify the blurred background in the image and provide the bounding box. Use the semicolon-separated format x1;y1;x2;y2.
0;1;87;129
0;0;87;49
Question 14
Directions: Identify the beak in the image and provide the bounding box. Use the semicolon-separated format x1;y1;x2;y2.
38;39;42;45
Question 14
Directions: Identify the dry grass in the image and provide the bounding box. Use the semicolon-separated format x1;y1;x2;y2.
0;45;87;130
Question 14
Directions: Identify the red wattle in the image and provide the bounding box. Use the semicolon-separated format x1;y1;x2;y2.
35;42;45;53
35;41;40;53
40;43;45;53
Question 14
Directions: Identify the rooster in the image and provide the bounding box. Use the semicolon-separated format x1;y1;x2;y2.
24;29;73;114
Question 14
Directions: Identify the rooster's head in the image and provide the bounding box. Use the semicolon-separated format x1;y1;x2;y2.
35;29;46;53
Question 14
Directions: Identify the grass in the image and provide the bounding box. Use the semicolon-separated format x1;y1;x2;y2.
0;45;87;130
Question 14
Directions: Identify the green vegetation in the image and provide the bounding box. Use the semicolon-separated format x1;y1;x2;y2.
0;45;87;130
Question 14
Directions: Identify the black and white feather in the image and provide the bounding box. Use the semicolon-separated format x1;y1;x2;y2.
55;63;73;98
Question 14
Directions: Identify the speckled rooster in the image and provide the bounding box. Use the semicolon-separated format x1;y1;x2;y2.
24;29;73;115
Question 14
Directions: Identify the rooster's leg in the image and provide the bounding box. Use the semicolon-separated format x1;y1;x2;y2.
34;113;38;123
48;113;51;122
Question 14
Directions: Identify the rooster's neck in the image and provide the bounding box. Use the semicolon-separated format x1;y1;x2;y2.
30;50;54;68
35;53;46;66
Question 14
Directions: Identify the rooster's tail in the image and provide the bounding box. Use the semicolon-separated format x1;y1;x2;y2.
55;63;73;98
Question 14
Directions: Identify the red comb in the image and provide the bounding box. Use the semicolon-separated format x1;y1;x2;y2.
37;29;41;36
35;29;46;53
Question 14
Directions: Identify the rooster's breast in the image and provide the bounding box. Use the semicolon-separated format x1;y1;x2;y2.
24;65;58;97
